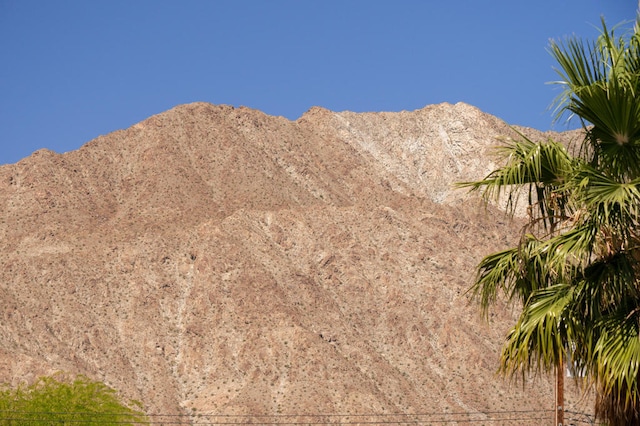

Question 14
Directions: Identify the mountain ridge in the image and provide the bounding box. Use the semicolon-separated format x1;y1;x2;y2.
0;102;590;420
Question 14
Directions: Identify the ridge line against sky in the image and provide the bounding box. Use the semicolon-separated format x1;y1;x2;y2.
1;1;637;165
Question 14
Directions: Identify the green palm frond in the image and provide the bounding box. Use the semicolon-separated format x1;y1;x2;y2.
593;311;640;411
550;17;640;179
579;252;639;312
470;247;522;314
576;167;640;209
500;284;575;376
573;166;640;233
458;134;573;191
471;231;584;314
457;134;576;231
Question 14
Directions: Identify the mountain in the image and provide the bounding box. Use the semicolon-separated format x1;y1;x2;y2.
0;102;590;422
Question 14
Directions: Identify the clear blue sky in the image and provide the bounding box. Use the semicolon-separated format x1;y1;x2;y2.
1;1;636;165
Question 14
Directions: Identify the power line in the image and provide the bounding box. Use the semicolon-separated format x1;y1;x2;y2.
0;408;554;418
0;408;561;425
0;418;555;425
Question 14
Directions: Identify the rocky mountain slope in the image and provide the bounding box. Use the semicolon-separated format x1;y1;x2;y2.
0;102;590;423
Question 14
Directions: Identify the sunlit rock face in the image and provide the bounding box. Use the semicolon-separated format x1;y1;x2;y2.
0;102;588;420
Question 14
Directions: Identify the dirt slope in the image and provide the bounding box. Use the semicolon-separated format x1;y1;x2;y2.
0;102;590;423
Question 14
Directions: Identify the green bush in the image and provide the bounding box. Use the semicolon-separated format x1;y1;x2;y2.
0;373;148;425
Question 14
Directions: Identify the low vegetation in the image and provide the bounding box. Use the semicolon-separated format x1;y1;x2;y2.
0;374;148;425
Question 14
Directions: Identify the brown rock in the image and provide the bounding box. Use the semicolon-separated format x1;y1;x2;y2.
0;102;591;422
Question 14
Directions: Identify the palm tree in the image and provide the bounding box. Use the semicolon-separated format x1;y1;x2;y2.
459;15;640;425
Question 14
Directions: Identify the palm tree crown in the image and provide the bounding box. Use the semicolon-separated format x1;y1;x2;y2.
459;15;640;426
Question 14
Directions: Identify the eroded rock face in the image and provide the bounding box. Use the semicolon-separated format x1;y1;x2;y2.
0;102;589;420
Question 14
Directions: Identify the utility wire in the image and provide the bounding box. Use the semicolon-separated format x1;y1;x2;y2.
0;409;555;417
0;409;559;425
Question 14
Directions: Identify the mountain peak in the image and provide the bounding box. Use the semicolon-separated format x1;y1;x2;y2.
0;103;587;418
